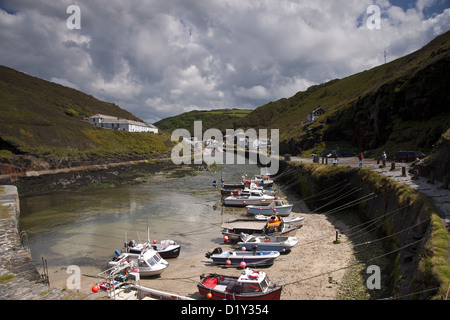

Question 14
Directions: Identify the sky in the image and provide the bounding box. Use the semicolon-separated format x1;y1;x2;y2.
0;0;449;124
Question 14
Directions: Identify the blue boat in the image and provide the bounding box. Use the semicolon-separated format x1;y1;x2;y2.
205;247;280;267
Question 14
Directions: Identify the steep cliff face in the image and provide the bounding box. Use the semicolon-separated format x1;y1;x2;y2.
323;54;450;154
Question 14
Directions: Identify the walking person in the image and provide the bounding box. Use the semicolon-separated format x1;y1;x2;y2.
333;152;338;166
381;151;387;167
358;152;364;167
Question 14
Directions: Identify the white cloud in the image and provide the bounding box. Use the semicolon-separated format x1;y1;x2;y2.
0;0;448;123
236;85;271;100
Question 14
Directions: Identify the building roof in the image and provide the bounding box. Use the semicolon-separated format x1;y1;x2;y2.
89;114;157;128
312;107;326;114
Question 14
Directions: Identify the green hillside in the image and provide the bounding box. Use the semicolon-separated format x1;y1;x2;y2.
0;65;171;164
155;108;252;134
235;30;450;156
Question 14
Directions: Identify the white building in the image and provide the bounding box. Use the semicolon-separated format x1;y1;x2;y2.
307;107;326;122
88;114;158;134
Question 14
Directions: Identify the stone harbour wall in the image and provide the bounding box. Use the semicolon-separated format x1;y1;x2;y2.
0;185;83;300
278;160;450;299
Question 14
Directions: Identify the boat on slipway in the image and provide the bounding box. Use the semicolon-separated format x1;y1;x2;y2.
205;247;280;267
197;268;282;300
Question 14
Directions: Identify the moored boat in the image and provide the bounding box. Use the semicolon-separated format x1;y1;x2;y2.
238;233;299;252
205;247;280;267
223;190;274;207
108;250;168;277
254;215;305;227
197;268;282;300
126;239;181;259
221;215;300;241
253;175;274;188
245;197;293;216
220;183;245;196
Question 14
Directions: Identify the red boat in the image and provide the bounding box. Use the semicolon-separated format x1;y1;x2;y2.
197;268;282;300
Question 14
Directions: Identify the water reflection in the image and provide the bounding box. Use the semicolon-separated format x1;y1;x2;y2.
20;159;261;269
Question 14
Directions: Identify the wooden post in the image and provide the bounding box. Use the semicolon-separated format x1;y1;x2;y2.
390;162;395;171
333;231;341;244
402;166;407;177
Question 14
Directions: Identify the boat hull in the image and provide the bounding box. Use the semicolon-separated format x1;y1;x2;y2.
238;243;294;252
246;204;293;216
127;240;181;259
208;251;280;266
238;236;299;252
197;285;282;300
197;273;282;300
222;221;300;241
224;198;273;207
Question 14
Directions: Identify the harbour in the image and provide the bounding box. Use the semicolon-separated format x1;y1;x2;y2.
13;153;355;300
2;153;447;300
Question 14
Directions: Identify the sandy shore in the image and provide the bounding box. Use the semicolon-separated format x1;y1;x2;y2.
47;197;354;300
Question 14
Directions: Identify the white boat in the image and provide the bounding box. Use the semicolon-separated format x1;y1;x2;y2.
221;216;300;241
254;215;305;227
126;239;181;259
223;190;274;207
108;250;168;277
205;247;280;266
238;233;299;252
246;197;293;216
96;264;193;300
253;175;274;188
125;225;181;258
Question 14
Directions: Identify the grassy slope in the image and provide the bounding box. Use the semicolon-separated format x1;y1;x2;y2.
0;65;171;158
155;108;252;134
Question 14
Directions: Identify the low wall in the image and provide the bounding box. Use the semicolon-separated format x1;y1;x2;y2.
278;161;450;299
0;185;81;300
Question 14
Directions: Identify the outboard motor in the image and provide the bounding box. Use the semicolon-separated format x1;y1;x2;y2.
205;247;223;258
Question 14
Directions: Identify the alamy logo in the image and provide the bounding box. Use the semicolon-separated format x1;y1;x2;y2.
366;5;381;30
366;265;381;290
171;121;280;175
66;265;81;290
66;5;81;30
